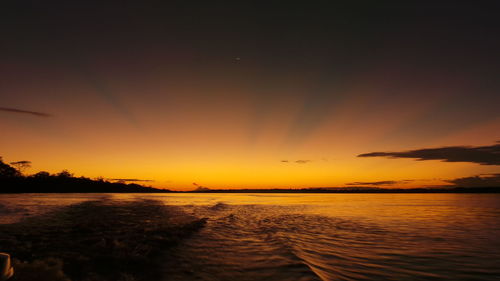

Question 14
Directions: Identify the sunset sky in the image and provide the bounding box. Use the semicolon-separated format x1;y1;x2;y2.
1;1;499;190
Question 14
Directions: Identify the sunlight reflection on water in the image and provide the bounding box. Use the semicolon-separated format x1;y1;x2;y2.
1;193;500;280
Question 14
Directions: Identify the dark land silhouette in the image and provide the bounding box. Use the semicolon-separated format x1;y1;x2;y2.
0;158;170;193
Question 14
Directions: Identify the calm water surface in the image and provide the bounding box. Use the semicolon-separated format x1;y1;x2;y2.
1;193;499;280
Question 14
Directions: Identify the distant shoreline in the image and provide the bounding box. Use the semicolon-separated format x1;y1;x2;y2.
1;187;499;194
2;159;499;194
183;188;500;193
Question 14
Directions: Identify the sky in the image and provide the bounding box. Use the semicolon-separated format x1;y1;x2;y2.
1;1;499;190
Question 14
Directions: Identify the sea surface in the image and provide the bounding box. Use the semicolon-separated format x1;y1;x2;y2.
1;193;499;281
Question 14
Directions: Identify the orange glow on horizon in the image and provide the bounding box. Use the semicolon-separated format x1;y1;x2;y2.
2;53;499;191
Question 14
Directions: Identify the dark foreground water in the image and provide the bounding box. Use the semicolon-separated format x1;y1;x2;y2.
1;193;499;281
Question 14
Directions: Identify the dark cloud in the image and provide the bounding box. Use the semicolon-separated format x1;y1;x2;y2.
345;180;414;186
109;178;153;182
358;142;500;165
346;181;398;186
280;160;312;164
10;161;32;165
446;173;500;187
0;107;51;117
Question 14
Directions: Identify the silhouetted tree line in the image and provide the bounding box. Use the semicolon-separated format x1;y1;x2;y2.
0;157;170;193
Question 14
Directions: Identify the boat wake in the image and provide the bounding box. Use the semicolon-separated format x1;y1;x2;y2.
161;202;500;281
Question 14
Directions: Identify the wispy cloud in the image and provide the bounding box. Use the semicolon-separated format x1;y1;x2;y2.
446;173;500;187
345;180;398;186
281;159;312;164
0;107;51;117
358;141;500;165
345;180;415;186
108;178;153;182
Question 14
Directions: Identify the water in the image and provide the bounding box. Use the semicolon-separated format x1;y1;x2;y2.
1;193;500;280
